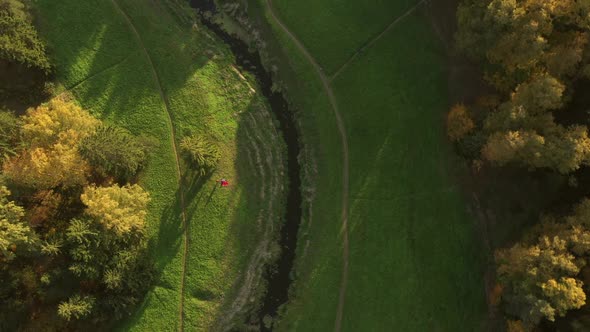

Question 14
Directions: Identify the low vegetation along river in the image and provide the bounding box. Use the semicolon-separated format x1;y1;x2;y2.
189;1;303;330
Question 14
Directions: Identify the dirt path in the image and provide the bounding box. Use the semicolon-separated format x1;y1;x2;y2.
330;0;427;82
264;1;350;331
110;1;189;331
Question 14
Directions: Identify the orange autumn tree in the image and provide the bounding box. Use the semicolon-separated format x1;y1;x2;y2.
447;103;475;142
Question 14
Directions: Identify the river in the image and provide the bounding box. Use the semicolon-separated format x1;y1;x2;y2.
189;1;303;330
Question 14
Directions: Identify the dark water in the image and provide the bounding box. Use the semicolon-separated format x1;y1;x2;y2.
189;1;302;330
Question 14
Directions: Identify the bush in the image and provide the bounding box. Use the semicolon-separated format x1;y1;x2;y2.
456;131;486;160
180;134;220;175
57;295;95;321
447;103;475;142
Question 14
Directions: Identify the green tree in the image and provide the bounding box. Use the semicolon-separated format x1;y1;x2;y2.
79;125;149;181
0;186;37;261
0;0;51;72
57;295;95;321
180;134;220;176
0;109;20;157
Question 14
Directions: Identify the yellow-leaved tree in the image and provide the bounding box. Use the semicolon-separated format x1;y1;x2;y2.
3;98;99;189
81;184;150;236
496;198;590;328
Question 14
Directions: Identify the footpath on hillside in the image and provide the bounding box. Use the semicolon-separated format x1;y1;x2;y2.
110;1;190;330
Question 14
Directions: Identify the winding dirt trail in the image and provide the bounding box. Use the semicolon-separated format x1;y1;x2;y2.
264;1;350;331
265;1;429;330
110;1;189;331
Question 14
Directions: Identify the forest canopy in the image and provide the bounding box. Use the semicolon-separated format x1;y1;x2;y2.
0;97;154;330
452;0;590;330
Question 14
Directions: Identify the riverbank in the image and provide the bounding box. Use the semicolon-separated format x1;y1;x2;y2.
189;1;305;330
215;1;489;331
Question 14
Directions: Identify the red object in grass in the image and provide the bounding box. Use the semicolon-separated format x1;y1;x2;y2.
221;179;229;187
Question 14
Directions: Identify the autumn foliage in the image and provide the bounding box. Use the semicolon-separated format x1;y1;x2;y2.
447;103;475;142
0;98;154;327
3;98;98;189
455;0;590;328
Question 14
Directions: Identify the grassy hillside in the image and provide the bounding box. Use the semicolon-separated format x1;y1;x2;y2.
34;0;282;330
246;1;488;331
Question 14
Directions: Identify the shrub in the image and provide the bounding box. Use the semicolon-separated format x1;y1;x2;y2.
447;103;475;142
180;134;220;175
79;125;149;181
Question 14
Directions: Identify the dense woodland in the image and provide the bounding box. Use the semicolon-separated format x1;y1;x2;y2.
0;1;227;327
449;0;590;330
0;0;159;329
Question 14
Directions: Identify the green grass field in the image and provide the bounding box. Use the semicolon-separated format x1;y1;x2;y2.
271;0;418;74
34;0;282;330
248;1;489;331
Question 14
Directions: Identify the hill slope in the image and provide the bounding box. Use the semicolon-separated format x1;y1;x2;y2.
34;0;284;330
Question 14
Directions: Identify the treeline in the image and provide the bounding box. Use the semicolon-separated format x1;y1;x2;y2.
0;1;157;329
449;0;590;331
0;0;53;109
0;98;156;330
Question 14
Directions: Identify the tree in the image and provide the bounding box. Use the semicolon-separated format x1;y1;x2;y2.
180;134;220;175
0;109;20;157
447;103;475;142
456;0;590;173
57;295;95;321
510;73;565;114
20;98;99;148
80;184;150;236
482;125;590;174
496;237;585;326
79;125;149;181
3;98;98;189
495;198;590;327
26;189;62;226
0;0;51;72
457;0;590;84
0;186;37;261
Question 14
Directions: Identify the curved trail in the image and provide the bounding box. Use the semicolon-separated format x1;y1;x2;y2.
264;1;350;331
110;1;189;331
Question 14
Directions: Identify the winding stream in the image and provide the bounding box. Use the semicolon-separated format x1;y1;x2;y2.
189;1;303;330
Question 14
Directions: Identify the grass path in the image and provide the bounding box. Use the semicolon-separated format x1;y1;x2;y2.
109;1;189;330
264;1;351;330
329;0;427;82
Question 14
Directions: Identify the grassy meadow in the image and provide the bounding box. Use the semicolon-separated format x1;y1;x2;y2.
248;1;488;331
34;0;281;330
271;0;419;74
